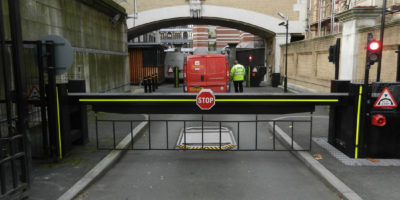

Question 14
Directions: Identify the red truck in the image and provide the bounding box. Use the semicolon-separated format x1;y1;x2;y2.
183;54;230;93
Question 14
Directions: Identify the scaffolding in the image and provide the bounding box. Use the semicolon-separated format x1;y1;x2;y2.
306;0;400;39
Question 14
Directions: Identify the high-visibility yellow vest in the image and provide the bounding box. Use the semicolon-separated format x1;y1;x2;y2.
230;64;246;81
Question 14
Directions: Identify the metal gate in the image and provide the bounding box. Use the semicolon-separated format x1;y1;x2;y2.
0;1;30;199
94;114;314;151
68;92;349;152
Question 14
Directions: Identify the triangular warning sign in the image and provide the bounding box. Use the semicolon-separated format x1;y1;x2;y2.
28;86;41;101
252;67;258;73
373;87;398;108
168;67;173;73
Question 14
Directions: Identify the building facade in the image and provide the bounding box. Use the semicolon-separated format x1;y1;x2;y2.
192;25;264;54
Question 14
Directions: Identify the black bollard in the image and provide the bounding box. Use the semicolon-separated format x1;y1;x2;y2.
152;74;156;92
174;67;179;88
144;76;148;93
148;76;153;93
155;73;158;89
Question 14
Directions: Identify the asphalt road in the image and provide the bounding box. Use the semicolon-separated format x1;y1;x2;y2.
76;112;341;200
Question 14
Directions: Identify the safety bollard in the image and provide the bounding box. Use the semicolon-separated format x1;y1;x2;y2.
155;73;158;89
174;67;179;88
143;76;148;93
247;66;251;88
152;74;156;92
148;76;153;93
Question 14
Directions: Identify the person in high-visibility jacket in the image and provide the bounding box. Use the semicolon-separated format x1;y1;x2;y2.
230;60;246;93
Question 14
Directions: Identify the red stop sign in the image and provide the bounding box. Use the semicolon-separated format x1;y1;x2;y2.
196;89;216;110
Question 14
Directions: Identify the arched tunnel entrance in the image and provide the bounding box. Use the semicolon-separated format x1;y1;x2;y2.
126;4;306;76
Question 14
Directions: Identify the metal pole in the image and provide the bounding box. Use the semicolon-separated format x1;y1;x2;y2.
8;0;31;184
46;41;59;160
334;38;341;80
284;20;288;93
396;45;400;82
36;41;49;156
0;0;13;138
0;1;13;194
376;0;387;82
359;33;374;158
247;66;251;87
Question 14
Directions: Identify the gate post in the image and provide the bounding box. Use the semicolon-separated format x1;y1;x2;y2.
46;41;63;160
8;0;31;184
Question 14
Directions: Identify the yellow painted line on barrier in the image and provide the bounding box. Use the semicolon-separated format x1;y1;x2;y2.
56;87;63;160
80;98;339;103
354;86;363;159
216;99;339;102
79;99;196;102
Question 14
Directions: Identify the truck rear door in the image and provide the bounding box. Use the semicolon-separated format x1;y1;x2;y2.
186;56;206;92
205;56;227;92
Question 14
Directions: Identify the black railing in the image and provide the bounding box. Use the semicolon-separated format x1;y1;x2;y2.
94;114;313;151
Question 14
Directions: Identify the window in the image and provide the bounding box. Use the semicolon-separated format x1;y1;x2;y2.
208;41;216;51
208;26;216;39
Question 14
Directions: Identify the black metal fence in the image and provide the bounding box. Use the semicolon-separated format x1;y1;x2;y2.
94;114;313;151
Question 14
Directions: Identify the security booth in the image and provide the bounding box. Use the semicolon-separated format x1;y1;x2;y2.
329;81;400;158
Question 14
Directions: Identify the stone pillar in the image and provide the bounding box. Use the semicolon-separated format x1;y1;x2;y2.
336;8;381;81
274;33;290;73
228;43;238;68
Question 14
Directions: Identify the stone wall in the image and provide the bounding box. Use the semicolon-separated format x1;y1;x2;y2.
1;0;129;93
281;34;340;92
282;19;400;92
355;20;400;83
134;0;302;21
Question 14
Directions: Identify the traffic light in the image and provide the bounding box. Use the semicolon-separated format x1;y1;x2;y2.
367;40;381;65
328;45;336;63
248;55;253;62
328;39;340;65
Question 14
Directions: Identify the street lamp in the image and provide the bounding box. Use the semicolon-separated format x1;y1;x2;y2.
278;12;289;93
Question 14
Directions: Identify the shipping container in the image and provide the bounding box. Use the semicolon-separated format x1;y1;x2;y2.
128;43;166;85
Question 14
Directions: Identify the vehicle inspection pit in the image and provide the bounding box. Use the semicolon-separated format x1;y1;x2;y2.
176;126;237;150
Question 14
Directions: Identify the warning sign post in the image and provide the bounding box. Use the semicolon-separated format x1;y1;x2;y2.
28;86;41;101
196;89;215;110
373;87;398;108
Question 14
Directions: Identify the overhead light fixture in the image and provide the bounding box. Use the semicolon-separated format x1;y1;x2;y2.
111;13;121;24
278;12;288;20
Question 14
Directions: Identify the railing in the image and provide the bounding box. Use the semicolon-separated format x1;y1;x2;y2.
94;114;313;151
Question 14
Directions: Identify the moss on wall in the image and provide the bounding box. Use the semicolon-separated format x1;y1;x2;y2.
1;0;129;93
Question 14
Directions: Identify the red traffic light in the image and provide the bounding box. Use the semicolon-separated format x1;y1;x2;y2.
248;55;253;61
368;41;380;51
